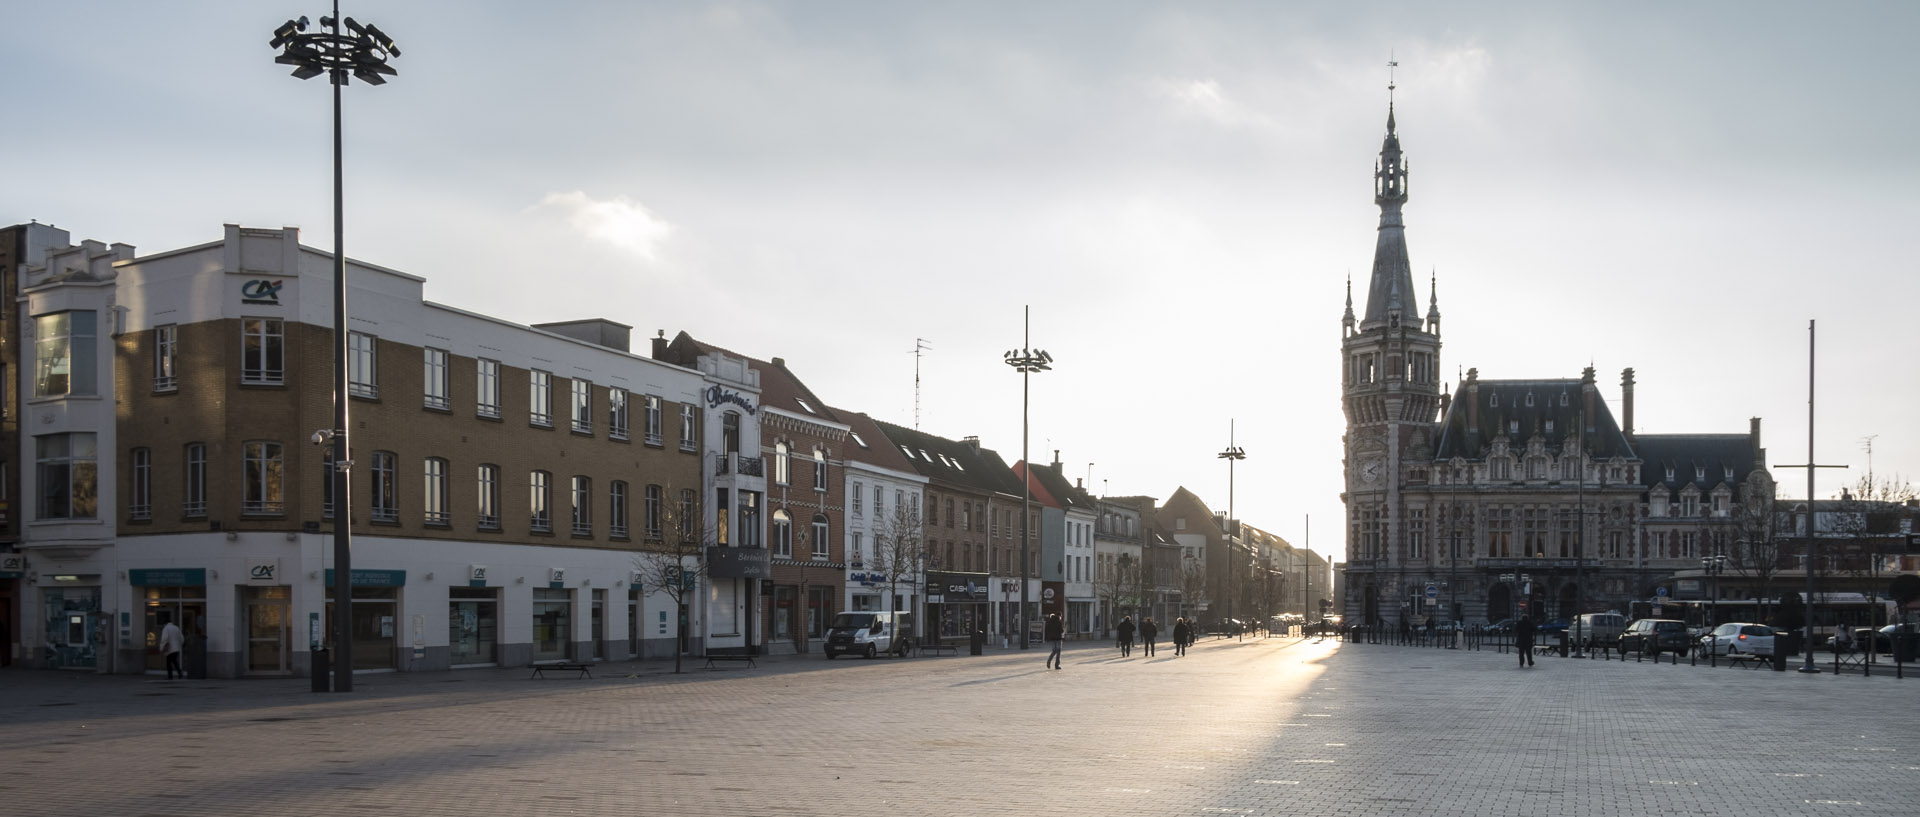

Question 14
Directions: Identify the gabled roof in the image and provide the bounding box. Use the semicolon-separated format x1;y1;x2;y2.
1020;460;1097;514
1433;378;1634;461
872;420;1024;498
1012;462;1063;509
832;408;921;476
1633;434;1759;494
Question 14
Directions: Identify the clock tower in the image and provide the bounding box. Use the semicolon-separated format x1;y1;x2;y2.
1340;100;1444;627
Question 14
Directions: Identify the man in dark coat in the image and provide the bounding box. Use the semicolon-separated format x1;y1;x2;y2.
1140;617;1159;657
1116;616;1135;657
1044;613;1065;669
1514;616;1536;667
1172;618;1191;656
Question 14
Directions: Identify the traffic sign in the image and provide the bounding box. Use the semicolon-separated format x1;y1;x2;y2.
1425;583;1439;600
1656;587;1669;598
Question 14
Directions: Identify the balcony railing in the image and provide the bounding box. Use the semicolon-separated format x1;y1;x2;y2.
713;454;765;477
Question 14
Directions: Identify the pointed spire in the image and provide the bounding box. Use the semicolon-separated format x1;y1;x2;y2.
1342;274;1356;327
1361;92;1415;332
1426;268;1441;334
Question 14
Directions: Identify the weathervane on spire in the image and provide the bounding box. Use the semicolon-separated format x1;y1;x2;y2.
1388;52;1398;104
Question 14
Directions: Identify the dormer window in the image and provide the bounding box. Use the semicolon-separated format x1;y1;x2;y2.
1509;420;1520;436
1665;466;1675;482
1545;420;1555;434
1560;392;1569;406
1525;392;1535;407
1490;393;1500;408
1724;466;1734;483
1695;466;1706;482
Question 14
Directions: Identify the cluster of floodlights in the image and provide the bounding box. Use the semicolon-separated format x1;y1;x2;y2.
270;14;399;85
1002;347;1053;373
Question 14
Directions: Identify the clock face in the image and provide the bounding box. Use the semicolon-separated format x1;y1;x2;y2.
1362;460;1382;483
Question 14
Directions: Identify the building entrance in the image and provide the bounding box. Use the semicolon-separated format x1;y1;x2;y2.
142;586;204;674
243;585;291;675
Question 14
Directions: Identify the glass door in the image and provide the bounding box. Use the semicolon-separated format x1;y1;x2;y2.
244;586;291;674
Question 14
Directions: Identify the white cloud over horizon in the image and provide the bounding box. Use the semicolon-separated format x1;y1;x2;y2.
531;191;676;261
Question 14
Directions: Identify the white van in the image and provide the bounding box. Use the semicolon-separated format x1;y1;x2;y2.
824;611;914;659
1571;612;1627;647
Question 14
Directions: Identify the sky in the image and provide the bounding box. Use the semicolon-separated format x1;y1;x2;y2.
6;2;1917;563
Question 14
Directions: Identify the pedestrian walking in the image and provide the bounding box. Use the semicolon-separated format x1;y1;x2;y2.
1513;616;1536;667
1044;613;1065;670
1172;617;1190;656
158;614;185;680
1140;617;1158;657
1116;616;1135;657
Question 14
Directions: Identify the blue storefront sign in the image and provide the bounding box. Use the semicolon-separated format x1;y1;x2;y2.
323;568;408;587
130;568;208;587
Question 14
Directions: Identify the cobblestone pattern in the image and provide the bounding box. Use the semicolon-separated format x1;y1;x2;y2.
1;637;1914;816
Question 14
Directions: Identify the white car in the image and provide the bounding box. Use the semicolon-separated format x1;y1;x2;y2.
1698;622;1775;657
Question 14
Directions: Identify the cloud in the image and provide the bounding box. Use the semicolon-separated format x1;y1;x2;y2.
531;191;674;260
1149;77;1273;129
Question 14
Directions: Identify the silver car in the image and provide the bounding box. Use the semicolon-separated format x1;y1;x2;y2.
1698;622;1775;657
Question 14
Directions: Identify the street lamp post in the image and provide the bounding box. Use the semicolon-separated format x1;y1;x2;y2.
270;3;399;694
1004;306;1052;650
1218;421;1247;638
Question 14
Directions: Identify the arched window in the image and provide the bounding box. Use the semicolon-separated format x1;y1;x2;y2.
772;509;793;557
774;442;791;485
811;514;829;559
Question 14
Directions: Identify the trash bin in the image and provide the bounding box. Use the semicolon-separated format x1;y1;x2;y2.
312;648;330;692
186;634;208;680
1771;646;1788;671
969;629;985;656
1894;633;1918;664
1557;632;1569;657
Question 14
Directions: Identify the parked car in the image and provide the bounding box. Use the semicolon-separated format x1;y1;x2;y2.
1698;622;1775;657
1618;618;1692;656
1484;618;1514;634
823;611;914;659
1537;618;1571;635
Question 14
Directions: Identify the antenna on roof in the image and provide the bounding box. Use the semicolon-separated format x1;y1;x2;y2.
1860;434;1878;488
912;338;932;429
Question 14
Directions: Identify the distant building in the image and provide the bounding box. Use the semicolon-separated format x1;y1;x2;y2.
1339;107;1773;627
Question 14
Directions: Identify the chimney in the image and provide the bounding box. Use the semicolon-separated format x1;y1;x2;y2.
1620;368;1636;439
1750;417;1765;467
771;357;784;368
1581;366;1597;433
1466;368;1481;434
651;330;669;360
961;435;980;450
1052;449;1061;468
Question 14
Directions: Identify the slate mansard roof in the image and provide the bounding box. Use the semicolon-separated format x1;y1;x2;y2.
1433;378;1634;462
872;421;1024;499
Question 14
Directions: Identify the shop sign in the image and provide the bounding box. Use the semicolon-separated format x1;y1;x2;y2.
323;568;407;587
705;385;757;415
925;571;989;602
548;567;567;588
0;553;23;577
469;564;489;587
707;546;770;579
131;568;207;587
240;278;284;305
246;558;281;584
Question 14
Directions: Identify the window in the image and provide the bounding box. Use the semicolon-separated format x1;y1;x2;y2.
928;494;938;526
570;379;592;433
130;447;152;520
36;432;97;519
739;491;762;547
852;482;864;516
529;371;552;426
477;464;501;530
608;388;629;440
242;441;285;515
722;411;740;453
321;450;335;520
476;359;501;418
1608;530;1624;559
851;532;864;564
424;458;449;525
530;470;552;532
241;317;284;385
1408;508;1425;560
813;448;827;491
610;481;629;538
348;332;378;398
184;442;207;517
644;484;663;539
680;405;698;450
35;311;98;396
946;499;956;529
680;489;697;539
773;510;793;557
775;442;791;485
812;514;829;559
423;348;450;410
644;395;663;445
572;476;592;535
153;324;178;392
874;485;884;518
370;451;397;522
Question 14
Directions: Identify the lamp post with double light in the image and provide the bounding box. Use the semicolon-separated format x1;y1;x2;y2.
1003;307;1051;650
269;3;399;694
1218;422;1246;638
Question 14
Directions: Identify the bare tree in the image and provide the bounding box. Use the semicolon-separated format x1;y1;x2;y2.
1729;490;1784;623
632;486;714;674
869;499;925;633
1095;553;1138;637
1179;556;1209;624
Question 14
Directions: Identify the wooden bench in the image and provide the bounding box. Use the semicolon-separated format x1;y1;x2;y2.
1724;652;1770;670
918;640;959;656
529;661;592;679
702;649;757;670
